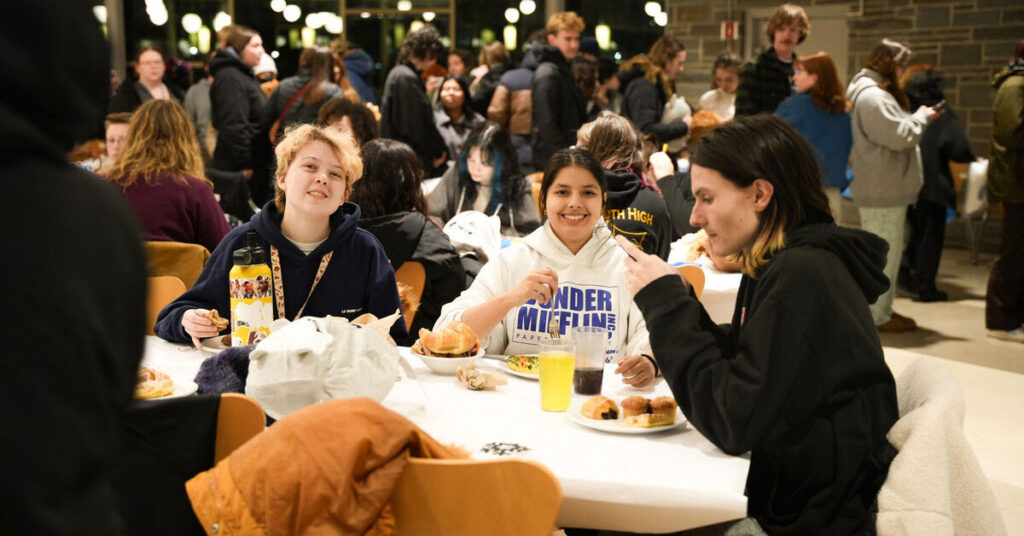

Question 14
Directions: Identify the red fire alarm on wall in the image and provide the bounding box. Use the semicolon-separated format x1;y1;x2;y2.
720;21;737;40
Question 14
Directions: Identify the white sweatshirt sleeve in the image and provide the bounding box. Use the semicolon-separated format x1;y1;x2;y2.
434;256;511;353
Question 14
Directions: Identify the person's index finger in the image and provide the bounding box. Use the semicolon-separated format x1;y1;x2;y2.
614;234;642;259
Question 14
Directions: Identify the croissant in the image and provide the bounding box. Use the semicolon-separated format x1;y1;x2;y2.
417;321;479;355
580;396;619;420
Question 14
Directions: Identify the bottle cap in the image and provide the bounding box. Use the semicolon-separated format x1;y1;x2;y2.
233;232;266;265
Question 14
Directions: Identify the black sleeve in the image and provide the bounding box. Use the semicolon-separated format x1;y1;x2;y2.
410;227;466;335
393;74;446;164
109;83;137;113
734;61;761;117
211;75;255;169
624;81;688;144
634;272;809;455
941;114;976;164
531;68;565;170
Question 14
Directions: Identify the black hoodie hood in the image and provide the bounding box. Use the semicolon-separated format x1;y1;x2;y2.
785;223;890;304
210;49;255;78
520;46;541;71
251;201;362;260
1;2;110;159
535;44;570;70
602;168;643;206
358;211;428;267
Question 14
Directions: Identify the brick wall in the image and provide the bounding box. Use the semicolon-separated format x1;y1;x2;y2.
665;0;1023;158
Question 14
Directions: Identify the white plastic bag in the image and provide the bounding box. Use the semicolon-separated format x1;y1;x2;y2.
245;316;400;419
661;94;692;153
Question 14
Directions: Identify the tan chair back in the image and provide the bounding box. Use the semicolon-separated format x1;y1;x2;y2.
147;276;186;335
392;457;561;535
395;261;427;331
677;265;705;300
145;240;211;288
214;393;265;463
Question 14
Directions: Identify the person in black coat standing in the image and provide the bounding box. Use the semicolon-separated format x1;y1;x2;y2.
619;36;691;147
530;11;588;171
1;3;148;532
210;25;269;208
349;140;464;340
109;46;184;113
899;67;975;302
381;25;448;177
735;4;810;116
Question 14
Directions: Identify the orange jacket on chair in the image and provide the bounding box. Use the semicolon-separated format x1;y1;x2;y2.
186;398;462;535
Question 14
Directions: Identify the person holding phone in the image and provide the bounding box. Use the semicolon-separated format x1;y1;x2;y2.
618;115;898;535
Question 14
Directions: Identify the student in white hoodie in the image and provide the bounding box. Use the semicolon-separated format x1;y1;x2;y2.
436;148;657;387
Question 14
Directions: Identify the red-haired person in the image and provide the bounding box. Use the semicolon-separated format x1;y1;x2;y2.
774;51;852;217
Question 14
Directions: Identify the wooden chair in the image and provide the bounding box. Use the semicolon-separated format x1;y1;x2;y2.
531;181;543;215
214;393;266;463
394;261;427;331
392;457;561;536
147;276;187;335
145;240;211;288
678;264;705;299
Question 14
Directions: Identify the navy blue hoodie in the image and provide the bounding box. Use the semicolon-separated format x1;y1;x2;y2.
155;202;407;343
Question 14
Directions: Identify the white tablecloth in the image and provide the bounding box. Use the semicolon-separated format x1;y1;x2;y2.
141;337;750;533
668;236;743;325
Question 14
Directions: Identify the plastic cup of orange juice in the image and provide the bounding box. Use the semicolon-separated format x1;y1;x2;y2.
539;338;575;412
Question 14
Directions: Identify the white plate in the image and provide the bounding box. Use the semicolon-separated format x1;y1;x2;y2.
502;355;539;380
567;400;687;435
138;380;198;400
199;336;231;355
412;347;485;375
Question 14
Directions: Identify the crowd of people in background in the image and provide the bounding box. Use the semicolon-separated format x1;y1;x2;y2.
39;1;1022;531
70;2;1022;342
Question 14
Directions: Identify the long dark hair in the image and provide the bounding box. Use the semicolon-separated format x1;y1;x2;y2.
436;74;474;118
864;39;912;111
457;122;526;214
690;115;832;276
299;46;336;104
348;139;429;219
539;147;607;216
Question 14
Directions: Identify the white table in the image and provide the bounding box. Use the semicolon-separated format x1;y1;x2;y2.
668;236;743;325
141;337;750;533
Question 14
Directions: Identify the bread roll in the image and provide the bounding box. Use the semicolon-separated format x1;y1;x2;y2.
621;396;650;418
580;396;619;420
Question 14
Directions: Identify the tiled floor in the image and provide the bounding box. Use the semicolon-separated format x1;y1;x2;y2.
882;246;1024;534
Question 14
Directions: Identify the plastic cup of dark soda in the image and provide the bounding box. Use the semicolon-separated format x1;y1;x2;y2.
572;326;606;395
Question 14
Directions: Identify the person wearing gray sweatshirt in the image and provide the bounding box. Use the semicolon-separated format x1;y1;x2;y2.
846;39;937;332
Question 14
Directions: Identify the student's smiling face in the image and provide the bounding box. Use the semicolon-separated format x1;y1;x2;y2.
545;166;605;253
276;140;349;218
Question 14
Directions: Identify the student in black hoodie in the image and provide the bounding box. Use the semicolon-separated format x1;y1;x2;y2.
619;115;898;535
530;12;588;171
1;3;147;531
350;139;464;341
577;114;674;260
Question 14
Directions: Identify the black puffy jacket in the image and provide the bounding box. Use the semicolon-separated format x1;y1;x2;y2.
619;65;688;145
530;45;587;170
210;51;267;171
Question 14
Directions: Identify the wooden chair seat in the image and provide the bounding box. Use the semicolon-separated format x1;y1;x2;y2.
392;457;561;535
147;276;187;335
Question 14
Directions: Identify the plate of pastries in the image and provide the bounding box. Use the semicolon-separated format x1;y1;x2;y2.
134;366;197;400
569;395;686;434
410;321;484;374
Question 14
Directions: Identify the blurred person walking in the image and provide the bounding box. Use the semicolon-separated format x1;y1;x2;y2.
619;36;691;147
985;41;1024;342
847;39;938;332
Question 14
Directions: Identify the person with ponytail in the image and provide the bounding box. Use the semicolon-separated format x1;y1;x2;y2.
846;38;939;332
774;51;852;217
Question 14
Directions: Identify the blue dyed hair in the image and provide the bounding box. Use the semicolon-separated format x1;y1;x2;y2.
455;121;524;215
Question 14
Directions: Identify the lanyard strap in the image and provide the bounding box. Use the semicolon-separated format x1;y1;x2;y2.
270;245;333;321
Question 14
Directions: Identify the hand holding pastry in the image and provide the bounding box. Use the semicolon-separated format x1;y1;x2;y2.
182;309;223;349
